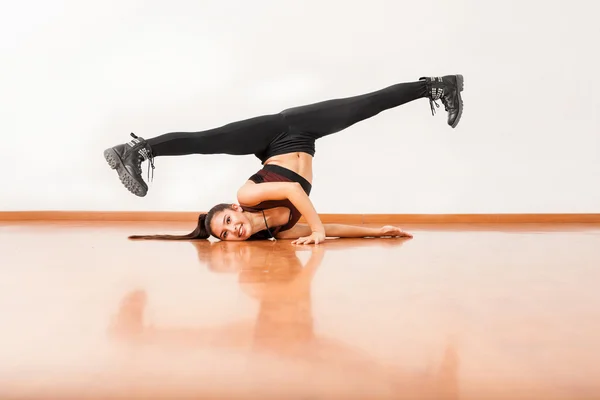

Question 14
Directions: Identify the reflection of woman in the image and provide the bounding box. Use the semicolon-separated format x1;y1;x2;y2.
108;240;458;399
192;236;410;275
117;75;464;244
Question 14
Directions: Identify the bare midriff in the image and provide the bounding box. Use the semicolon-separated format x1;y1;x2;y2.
263;152;313;184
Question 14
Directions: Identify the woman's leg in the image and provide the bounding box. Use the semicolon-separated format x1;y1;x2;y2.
259;75;463;161
280;75;464;139
147;114;288;157
280;80;427;139
104;113;289;197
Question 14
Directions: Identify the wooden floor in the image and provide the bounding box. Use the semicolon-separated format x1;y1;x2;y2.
1;221;599;400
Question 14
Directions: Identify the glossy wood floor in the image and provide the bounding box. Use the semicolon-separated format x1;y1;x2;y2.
1;221;599;400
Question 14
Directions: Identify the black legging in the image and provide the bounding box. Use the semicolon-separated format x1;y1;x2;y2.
147;80;427;163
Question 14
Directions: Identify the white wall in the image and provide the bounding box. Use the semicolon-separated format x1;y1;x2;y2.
1;0;598;213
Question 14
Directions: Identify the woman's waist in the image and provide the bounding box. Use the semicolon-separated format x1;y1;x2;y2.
263;153;313;184
255;162;312;195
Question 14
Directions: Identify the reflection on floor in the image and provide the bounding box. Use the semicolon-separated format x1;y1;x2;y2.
0;221;599;399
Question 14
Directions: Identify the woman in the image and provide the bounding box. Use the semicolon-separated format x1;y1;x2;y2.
104;75;464;244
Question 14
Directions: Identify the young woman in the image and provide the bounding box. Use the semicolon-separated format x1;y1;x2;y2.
104;75;464;244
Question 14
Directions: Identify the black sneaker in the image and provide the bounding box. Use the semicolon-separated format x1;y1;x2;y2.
103;133;155;197
420;75;464;128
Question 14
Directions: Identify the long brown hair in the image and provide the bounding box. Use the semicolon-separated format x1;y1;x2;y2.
128;203;233;240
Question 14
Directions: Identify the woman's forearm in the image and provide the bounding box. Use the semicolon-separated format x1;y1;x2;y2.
287;184;325;234
275;223;411;240
324;224;381;238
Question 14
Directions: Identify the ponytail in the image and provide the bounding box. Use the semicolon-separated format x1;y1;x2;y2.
128;203;234;241
129;214;210;240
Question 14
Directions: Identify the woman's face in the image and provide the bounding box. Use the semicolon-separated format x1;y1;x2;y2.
210;205;253;241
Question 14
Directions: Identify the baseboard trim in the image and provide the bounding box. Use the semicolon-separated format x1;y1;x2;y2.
1;211;600;224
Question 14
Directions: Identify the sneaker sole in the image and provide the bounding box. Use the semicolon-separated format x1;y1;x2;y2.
451;74;464;129
103;148;148;197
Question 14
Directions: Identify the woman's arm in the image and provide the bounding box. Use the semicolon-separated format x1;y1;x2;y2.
237;182;325;239
275;223;413;240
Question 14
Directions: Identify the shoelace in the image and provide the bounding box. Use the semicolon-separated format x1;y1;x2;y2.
428;98;440;116
428;96;451;116
426;79;450;116
147;154;155;182
130;132;155;182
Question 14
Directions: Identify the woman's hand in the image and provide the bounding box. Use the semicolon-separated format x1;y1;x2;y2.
292;230;326;245
379;225;413;238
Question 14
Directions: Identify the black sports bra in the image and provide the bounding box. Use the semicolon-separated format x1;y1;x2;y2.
243;164;312;240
